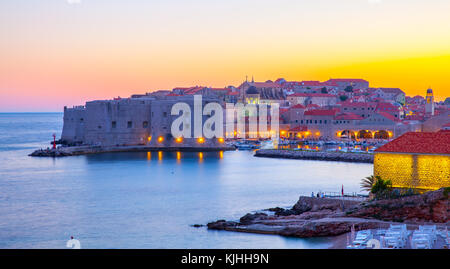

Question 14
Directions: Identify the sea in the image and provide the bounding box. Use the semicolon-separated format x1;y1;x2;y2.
0;113;372;249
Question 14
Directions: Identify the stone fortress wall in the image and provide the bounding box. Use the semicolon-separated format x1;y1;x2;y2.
61;96;224;148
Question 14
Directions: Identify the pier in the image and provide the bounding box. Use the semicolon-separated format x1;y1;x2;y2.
254;149;374;163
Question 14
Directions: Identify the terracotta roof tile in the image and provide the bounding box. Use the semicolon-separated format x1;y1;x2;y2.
289;125;308;132
304;109;338;116
334;112;363;120
375;131;450;155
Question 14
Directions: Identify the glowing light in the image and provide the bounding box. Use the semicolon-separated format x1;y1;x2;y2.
198;152;203;160
374;153;450;190
218;137;224;143
219;151;223;159
146;151;151;160
158;151;163;161
315;131;320;136
197;137;205;143
175;137;183;143
176;151;181;160
158;136;164;143
147;136;152;142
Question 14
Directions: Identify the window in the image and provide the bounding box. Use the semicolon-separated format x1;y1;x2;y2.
314;120;317;124
143;121;148;128
163;112;167;117
112;121;116;128
127;121;132;128
324;120;327;124
319;120;322;124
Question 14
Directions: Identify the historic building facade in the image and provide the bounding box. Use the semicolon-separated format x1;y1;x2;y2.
374;131;450;191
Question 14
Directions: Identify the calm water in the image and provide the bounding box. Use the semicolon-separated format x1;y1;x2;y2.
0;113;372;249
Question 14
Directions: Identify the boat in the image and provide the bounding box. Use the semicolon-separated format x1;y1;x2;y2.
235;140;260;150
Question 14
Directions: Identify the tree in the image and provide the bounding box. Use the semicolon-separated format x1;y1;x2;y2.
371;177;392;194
339;95;348;102
360;175;375;192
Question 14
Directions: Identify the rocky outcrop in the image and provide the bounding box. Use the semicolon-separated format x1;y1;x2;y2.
254;149;374;163
207;188;449;238
278;218;388;237
292;197;360;214
347;188;449;223
29;148;72;157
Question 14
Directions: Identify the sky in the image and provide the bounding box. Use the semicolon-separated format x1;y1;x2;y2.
1;0;450;112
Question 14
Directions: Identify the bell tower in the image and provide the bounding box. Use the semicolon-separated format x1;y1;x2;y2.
425;88;434;116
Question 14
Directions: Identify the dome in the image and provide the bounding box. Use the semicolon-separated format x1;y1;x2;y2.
246;86;258;94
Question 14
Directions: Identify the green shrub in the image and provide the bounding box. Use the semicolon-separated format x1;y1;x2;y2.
371;177;392;195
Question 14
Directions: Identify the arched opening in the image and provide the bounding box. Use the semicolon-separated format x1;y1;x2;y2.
374;130;389;139
340;130;356;140
358;130;373;139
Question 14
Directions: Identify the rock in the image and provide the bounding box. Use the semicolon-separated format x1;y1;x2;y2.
29;148;72;157
347;188;449;223
207;188;448;239
191;224;204;228
239;213;268;225
279;218;387;237
207;220;239;230
254;149;374;163
292;197;359;214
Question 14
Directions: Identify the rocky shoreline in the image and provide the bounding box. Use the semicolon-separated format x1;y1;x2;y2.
207;188;449;240
29;145;235;157
254;149;374;163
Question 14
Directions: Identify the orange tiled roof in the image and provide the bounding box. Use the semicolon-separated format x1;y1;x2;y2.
289;93;335;98
375;131;450;155
289;125;308;132
334;112;363;120
290;104;306;109
304;109;338;116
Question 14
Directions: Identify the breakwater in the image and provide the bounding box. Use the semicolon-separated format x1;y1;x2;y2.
29;145;235;157
254;149;374;163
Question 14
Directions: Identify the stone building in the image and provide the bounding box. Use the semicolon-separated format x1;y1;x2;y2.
287;93;337;107
61;95;224;148
374;131;450;191
374;88;406;105
425;88;435;115
324;79;369;91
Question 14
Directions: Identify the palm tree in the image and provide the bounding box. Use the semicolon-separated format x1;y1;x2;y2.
360;175;375;192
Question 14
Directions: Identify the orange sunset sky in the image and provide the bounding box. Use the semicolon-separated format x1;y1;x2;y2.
1;0;450;112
